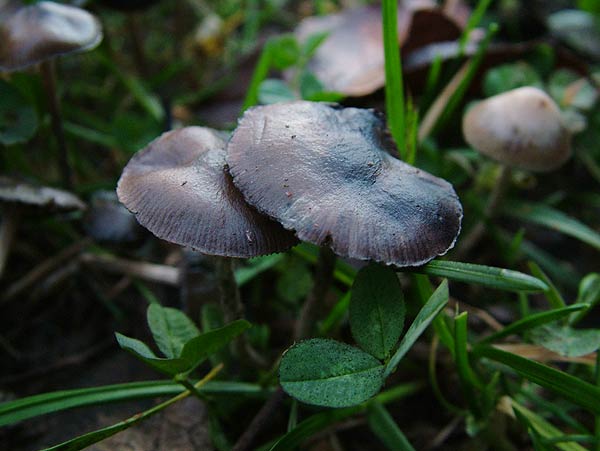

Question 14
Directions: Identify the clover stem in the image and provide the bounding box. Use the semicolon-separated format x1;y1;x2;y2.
40;60;72;189
454;165;512;260
294;246;336;340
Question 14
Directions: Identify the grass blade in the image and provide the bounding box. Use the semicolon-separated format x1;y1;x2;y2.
505;201;600;251
528;261;567;309
413;260;548;292
368;401;417;451
384;280;449;378
479;304;587;344
382;0;405;157
40;365;223;451
475;346;600;414
0;380;270;427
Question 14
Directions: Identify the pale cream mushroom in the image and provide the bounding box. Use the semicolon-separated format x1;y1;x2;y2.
462;86;572;172
456;86;572;257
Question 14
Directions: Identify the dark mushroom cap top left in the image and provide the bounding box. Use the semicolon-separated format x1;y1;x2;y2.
0;0;102;72
227;101;463;267
117;126;298;258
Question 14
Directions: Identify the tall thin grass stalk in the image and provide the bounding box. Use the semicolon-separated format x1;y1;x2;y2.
382;0;405;159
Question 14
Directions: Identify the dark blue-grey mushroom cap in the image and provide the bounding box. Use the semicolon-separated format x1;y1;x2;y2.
0;0;102;72
117;126;298;257
226;101;463;267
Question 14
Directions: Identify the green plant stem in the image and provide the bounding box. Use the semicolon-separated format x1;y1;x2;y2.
40;60;72;189
454;165;512;260
42;364;223;451
294;246;336;340
241;40;273;112
382;0;405;157
174;375;206;401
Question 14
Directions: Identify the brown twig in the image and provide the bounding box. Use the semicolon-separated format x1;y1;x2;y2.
231;387;287;451
79;252;181;285
3;238;91;302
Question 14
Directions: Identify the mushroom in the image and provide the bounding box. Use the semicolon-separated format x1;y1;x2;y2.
227;101;463;338
289;1;461;97
117;126;297;332
0;176;86;277
457;86;572;257
0;0;103;187
227;101;463;267
462;86;572;172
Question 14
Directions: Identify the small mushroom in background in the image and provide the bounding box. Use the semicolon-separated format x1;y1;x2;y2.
227;101;463;267
0;0;103;187
288;0;461;97
83;190;143;244
463;86;572;172
456;86;572;257
117;126;297;342
0;176;86;277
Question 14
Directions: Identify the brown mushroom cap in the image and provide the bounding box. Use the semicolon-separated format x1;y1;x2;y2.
290;1;460;97
226;101;463;267
116;127;298;257
0;176;85;211
462;86;572;172
0;1;102;72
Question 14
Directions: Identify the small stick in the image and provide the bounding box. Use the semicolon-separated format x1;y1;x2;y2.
3;238;90;302
79;252;181;285
231;387;286;451
40;60;72;189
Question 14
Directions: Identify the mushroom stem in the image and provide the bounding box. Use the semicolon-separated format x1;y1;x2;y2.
40;60;73;189
454;165;512;259
214;256;244;323
294;246;337;340
0;206;20;279
214;256;267;367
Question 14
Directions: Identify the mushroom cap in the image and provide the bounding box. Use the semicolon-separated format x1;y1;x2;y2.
0;176;86;211
462;86;572;172
226;101;463;267
116;126;298;257
290;1;460;97
0;1;102;72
